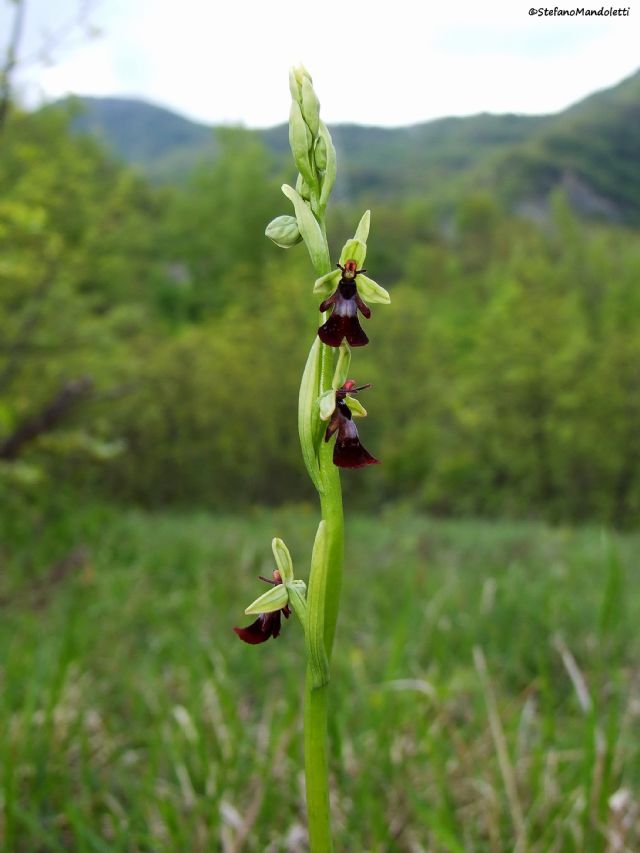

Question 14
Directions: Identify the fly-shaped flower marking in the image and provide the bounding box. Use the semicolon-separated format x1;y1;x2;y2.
318;260;371;347
325;380;379;468
233;570;291;644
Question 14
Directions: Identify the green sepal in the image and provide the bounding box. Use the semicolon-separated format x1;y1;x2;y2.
345;395;367;417
313;268;340;297
244;583;289;615
282;184;330;275
272;537;294;584
298;336;324;492
317;389;336;421
339;238;366;268
332;342;351;390
318;120;336;210
306;521;330;689
301;76;320;137
265;214;302;249
355;273;390;305
354;210;371;244
286;579;308;628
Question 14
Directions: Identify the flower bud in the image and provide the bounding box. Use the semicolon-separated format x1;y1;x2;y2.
289;68;302;103
301;76;320;137
289;101;316;194
281;184;331;274
265;214;302;249
293;64;312;88
290;100;313;152
296;173;311;201
318;121;336;210
314;136;327;171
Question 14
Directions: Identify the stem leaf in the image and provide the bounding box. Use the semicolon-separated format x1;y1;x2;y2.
306;520;330;689
298;336;324;493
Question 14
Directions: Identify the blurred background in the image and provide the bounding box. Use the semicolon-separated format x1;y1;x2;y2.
1;0;640;850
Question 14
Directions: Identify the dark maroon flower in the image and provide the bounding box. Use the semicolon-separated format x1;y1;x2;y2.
318;259;371;348
234;570;291;645
325;380;379;468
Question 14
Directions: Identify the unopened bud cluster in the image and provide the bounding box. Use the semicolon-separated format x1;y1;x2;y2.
266;66;337;260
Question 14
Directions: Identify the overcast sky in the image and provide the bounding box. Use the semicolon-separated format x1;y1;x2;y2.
4;0;639;127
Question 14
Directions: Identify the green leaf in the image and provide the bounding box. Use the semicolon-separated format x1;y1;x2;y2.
298;336;324;493
272;537;294;584
356;273;390;305
244;584;289;615
306;521;330;689
339;238;367;268
282;184;330;275
313;268;340;297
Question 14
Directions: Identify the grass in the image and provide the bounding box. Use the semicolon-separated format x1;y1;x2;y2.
1;502;639;851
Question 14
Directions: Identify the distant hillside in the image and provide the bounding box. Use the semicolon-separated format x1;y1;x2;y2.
57;69;640;224
475;69;640;223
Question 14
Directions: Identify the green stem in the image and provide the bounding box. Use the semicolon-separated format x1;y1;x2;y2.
302;215;345;852
304;436;343;853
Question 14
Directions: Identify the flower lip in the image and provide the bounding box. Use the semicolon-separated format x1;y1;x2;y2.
318;261;371;348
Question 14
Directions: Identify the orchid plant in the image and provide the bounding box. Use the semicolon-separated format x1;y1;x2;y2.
235;66;390;851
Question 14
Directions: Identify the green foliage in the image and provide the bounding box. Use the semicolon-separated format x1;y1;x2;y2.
1;505;639;850
3;103;640;524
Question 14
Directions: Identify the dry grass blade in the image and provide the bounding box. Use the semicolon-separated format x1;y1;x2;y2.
473;645;528;853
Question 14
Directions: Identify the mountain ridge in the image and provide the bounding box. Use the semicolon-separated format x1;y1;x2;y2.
56;68;640;224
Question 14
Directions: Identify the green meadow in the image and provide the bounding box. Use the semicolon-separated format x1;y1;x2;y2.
2;505;638;850
3;65;640;851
